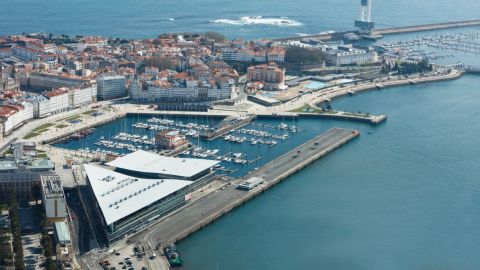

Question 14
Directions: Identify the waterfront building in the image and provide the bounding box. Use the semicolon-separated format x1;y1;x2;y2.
41;174;67;223
130;77;233;102
96;75;127;101
28;84;97;118
155;130;188;150
219;42;285;63
247;62;286;90
43;88;70;115
325;45;377;66
83;150;219;243
247;94;282;106
70;84;97;108
0;103;34;136
25;40;56;54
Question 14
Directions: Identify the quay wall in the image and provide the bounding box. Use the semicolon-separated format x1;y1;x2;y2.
298;112;387;125
42;112;127;145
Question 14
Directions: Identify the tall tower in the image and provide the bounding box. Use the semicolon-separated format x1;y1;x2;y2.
355;0;375;34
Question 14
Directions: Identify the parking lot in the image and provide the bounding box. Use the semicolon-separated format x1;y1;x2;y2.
22;233;45;270
102;244;152;270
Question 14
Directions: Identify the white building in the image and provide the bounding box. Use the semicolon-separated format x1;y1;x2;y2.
44;88;70;115
0;103;34;136
41;175;67;222
70;84;97;108
326;45;377;66
84;150;220;243
96;75;127;101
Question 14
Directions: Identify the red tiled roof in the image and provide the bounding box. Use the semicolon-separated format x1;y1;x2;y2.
45;88;69;97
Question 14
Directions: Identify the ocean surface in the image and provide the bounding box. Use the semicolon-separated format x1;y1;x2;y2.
1;0;480;39
4;1;480;269
177;76;480;270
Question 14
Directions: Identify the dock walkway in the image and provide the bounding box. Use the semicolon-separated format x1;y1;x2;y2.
137;128;359;249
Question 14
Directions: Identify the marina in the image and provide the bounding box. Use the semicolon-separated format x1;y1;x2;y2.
1;0;478;269
379;31;480;60
54;114;306;177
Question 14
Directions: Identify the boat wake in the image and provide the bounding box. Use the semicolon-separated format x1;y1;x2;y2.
212;16;302;27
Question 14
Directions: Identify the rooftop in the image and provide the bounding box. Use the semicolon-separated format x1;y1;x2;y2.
106;150;219;179
84;164;193;225
54;222;71;244
41;174;65;199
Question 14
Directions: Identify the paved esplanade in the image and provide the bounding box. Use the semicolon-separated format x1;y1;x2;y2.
136;128;359;249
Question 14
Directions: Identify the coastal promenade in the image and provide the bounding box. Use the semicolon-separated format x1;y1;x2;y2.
307;69;464;107
244;68;464;116
133;128;358;247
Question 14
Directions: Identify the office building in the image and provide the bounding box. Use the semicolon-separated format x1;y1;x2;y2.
41;175;67;223
0;145;55;200
96;75;127;101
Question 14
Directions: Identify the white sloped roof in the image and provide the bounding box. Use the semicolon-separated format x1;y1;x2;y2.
84;164;192;225
106;150;219;178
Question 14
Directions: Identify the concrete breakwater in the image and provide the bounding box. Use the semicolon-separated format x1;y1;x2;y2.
272;19;480;42
299;111;387;125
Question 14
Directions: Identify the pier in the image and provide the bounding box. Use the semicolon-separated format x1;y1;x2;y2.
299;111;387;125
136;128;359;249
200;115;256;140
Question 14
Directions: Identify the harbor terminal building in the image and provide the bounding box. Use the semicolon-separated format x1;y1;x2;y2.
84;150;219;244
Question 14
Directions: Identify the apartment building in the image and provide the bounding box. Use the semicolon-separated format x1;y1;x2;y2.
247;62;286;90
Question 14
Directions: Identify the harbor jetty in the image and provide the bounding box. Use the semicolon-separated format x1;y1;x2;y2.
374;19;480;36
200;115;256;140
272;19;480;42
299;111;387;125
137;128;359;248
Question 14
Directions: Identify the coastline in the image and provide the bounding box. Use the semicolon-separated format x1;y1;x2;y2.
307;69;464;108
2;69;465;151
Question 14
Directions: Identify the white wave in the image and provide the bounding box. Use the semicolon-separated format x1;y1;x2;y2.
212;16;302;27
295;33;310;37
168;18;175;21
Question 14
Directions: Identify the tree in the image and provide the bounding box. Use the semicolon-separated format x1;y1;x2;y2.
285;47;325;65
7;190;25;270
144;57;175;70
204;32;225;43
